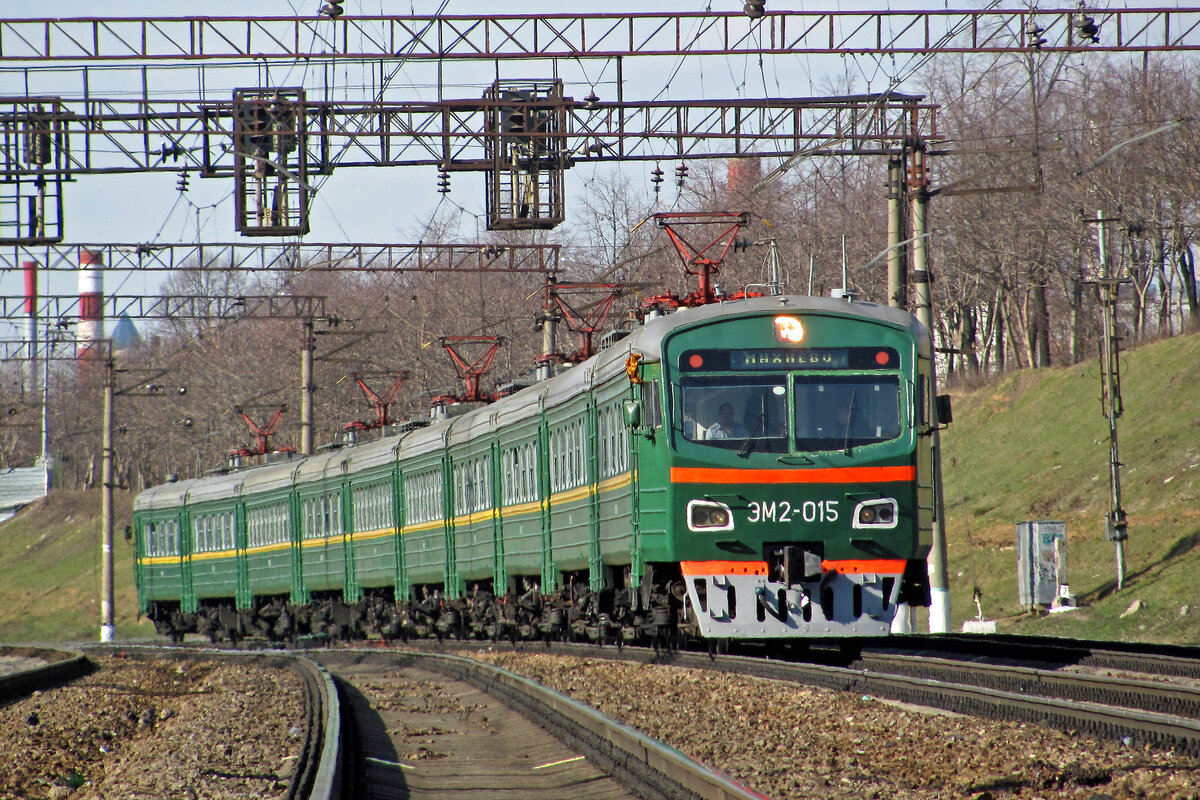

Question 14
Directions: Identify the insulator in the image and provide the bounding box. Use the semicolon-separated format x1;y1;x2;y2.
584;90;600;109
744;0;766;20
23;114;51;167
273;106;297;154
1075;14;1100;42
176;169;189;193
675;163;689;186
650;167;664;184
321;1;344;17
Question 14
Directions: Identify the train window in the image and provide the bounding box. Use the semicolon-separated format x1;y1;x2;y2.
476;459;490;511
353;483;392;532
678;374;789;452
404;470;443;525
643;380;662;429
918;375;931;430
453;459;491;515
794;376;901;452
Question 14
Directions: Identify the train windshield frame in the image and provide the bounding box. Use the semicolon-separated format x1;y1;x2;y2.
673;348;906;454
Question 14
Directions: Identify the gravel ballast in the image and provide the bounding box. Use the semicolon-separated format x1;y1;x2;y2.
469;651;1200;800
0;654;305;799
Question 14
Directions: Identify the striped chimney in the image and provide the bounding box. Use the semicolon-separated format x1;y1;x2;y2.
77;248;104;361
23;260;37;391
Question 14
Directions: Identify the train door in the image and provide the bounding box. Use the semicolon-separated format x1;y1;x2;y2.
490;440;508;595
180;492;197;613
288;484;308;605
342;470;361;604
235;501;251;609
393;463;409;601
442;449;460;597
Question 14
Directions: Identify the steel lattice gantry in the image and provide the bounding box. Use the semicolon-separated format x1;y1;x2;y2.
0;9;1197;59
0;293;326;322
1;241;561;274
0;91;934;240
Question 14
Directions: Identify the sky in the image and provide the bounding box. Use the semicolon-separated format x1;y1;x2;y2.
0;1;1192;339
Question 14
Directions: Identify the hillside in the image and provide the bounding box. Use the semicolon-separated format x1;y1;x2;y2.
0;490;153;642
1;330;1199;644
938;329;1200;643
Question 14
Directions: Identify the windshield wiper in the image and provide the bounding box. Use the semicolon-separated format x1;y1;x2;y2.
738;412;766;457
842;388;858;456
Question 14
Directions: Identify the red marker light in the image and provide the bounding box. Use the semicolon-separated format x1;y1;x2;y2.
875;350;890;366
689;353;704;368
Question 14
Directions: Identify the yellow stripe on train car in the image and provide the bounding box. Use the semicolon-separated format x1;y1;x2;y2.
137;472;636;564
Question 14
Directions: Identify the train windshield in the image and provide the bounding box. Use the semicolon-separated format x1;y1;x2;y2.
678;373;902;454
794;375;901;452
679;374;789;453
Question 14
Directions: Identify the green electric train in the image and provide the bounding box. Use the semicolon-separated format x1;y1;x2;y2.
134;294;946;644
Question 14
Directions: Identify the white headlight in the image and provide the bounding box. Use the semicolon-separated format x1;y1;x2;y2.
851;498;898;529
687;499;735;532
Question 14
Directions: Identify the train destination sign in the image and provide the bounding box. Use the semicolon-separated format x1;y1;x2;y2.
680;347;898;371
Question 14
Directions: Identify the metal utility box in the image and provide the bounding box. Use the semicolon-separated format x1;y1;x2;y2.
1016;520;1068;606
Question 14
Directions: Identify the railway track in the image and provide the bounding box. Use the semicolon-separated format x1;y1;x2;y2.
0;645;93;701
313;649;764;800
6;636;1200;797
389;634;1200;754
682;637;1200;753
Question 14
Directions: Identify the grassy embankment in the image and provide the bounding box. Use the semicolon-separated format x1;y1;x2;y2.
1;329;1198;644
0;489;152;642
936;329;1200;643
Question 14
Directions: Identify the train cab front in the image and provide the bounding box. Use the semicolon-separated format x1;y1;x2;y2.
654;300;935;639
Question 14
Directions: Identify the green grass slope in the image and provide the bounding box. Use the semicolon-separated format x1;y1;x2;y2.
940;330;1200;643
0;490;153;642
2;331;1199;644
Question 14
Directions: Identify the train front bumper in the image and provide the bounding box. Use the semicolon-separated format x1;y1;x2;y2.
680;559;905;638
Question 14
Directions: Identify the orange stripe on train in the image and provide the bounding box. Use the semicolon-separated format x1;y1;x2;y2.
670;465;916;484
681;559;907;577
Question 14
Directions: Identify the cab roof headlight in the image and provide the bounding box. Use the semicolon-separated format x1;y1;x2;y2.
687;499;735;532
852;498;899;530
774;315;804;343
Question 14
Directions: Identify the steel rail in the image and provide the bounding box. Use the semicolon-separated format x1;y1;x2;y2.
0;10;1197;61
612;646;1200;753
857;650;1200;720
0;646;93;703
403;640;1200;754
318;649;767;800
868;632;1200;679
82;645;341;800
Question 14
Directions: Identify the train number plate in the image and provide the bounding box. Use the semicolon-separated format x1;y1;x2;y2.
746;500;839;524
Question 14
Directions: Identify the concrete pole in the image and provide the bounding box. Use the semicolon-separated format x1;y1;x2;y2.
23;261;38;392
100;357;115;642
40;346;53;492
538;282;557;382
300;318;314;456
910;144;951;634
887;151;907;309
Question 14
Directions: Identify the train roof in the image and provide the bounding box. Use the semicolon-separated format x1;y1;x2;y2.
134;295;928;503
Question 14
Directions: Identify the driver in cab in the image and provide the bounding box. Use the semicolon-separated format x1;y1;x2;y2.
706;402;747;439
